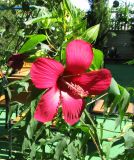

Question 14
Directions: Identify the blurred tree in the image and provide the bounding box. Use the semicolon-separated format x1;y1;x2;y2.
87;0;111;48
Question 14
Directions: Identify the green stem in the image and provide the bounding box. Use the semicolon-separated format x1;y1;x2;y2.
80;119;105;160
84;109;96;129
87;92;108;106
45;31;57;52
84;110;103;152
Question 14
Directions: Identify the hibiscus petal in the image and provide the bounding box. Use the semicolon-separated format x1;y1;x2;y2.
30;58;64;89
7;53;28;70
66;40;93;74
70;69;112;95
61;91;85;125
34;86;60;123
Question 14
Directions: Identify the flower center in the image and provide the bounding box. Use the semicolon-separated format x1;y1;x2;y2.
64;81;89;98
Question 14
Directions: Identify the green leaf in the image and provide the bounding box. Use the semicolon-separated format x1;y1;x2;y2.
0;28;6;37
32;5;51;16
68;142;77;160
8;101;23;121
6;87;12;100
76;125;89;134
35;126;45;141
115;86;130;128
47;134;63;144
80;24;100;43
126;59;134;65
26;17;55;25
54;139;67;160
30;98;39;115
109;78;120;95
10;109;29;130
25;16;48;25
90;48;104;70
124;129;134;149
25;6;51;25
105;79;130;128
64;0;78;17
17;81;29;93
103;142;113;160
26;50;46;62
108;94;121;115
30;143;36;159
22;137;31;152
19;34;46;53
39;138;46;145
119;86;130;114
110;141;125;158
26;118;38;139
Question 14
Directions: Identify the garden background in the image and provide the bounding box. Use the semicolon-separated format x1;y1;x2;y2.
0;0;134;160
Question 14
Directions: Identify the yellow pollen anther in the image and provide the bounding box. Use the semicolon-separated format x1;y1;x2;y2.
65;81;89;98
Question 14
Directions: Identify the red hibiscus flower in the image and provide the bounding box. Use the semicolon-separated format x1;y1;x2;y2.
30;40;112;125
7;53;28;70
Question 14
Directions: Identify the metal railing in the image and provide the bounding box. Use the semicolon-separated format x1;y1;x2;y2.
110;20;133;30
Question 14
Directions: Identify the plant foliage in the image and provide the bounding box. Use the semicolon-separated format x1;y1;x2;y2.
0;0;133;160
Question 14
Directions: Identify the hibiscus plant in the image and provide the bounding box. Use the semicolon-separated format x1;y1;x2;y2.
1;0;133;160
